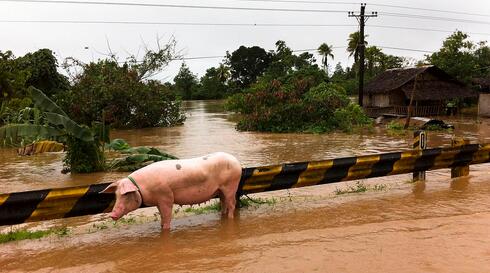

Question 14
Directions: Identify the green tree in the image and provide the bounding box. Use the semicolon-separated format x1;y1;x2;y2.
173;62;199;100
474;41;490;78
226;45;272;89
0;49;69;125
425;31;477;83
196;67;227;99
0;51;29;108
16;49;70;99
331;62;346;80
317;43;334;75
62;42;185;129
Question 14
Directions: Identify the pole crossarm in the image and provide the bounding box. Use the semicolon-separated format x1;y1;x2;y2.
1;143;489;226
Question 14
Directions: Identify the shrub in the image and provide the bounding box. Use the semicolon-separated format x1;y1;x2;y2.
61;60;185;129
227;79;372;133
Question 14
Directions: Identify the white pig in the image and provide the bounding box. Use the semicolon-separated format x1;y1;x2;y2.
100;152;242;229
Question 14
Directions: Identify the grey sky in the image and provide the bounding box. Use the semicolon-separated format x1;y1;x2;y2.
1;0;490;82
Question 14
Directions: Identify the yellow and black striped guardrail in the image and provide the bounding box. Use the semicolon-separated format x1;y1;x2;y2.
1;143;490;226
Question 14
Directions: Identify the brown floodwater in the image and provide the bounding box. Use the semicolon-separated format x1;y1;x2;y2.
1;100;490;272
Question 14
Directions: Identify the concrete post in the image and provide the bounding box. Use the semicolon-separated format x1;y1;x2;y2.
413;130;427;181
451;138;470;178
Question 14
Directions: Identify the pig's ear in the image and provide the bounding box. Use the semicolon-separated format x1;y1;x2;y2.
100;182;118;194
120;180;138;195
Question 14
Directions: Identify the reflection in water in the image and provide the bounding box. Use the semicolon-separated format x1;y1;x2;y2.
1;101;490;272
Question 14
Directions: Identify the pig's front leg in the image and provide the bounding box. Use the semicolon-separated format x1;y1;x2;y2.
157;201;173;230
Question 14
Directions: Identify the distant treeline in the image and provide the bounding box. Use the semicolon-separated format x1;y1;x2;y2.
1;31;489;131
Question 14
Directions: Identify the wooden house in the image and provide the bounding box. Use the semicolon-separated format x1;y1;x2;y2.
363;65;477;117
473;78;490;117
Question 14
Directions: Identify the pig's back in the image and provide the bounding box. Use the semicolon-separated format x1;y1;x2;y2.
170;152;241;205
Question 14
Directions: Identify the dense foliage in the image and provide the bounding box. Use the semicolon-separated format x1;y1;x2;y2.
0;88;107;173
425;31;490;83
61;46;185;129
0;49;69;126
226;41;372;133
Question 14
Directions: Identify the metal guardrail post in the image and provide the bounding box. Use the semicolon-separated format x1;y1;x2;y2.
451;138;470;178
413;130;427;181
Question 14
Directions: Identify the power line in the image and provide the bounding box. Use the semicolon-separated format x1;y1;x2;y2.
3;19;490;37
369;25;490;36
4;19;490;37
0;0;347;13
3;0;489;26
238;0;490;17
0;20;354;27
370;3;490;18
377;46;433;54
381;12;490;25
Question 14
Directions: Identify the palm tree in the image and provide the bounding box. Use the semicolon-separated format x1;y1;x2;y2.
317;43;334;76
347;31;368;64
216;63;230;83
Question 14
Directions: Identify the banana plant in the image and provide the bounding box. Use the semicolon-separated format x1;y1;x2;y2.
0;87;96;145
0;87;109;173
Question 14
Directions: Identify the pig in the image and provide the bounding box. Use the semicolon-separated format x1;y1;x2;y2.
100;152;242;230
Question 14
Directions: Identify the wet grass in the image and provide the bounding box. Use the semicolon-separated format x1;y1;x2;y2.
0;226;69;244
89;216;139;232
239;196;277;207
334;182;387;195
183;201;221;215
180;196;277;215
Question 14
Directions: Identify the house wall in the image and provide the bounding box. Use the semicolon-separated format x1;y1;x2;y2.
372;94;390;107
389;89;406;105
479;93;490;117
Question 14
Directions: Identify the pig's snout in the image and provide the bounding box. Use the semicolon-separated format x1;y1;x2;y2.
109;211;121;221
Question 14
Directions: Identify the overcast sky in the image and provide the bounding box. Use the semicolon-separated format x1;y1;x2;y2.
1;0;490;82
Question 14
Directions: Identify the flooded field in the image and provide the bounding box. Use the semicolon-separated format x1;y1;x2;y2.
1;100;490;272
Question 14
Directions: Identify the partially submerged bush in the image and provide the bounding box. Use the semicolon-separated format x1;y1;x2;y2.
227;81;372;133
107;139;177;172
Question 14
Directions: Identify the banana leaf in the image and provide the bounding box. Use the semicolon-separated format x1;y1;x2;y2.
106;139;130;151
30;87;67;116
0;124;62;144
45;112;93;142
106;138;178;171
109;153;176;172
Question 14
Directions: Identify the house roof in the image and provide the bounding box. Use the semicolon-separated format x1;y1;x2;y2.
364;65;477;100
472;78;490;93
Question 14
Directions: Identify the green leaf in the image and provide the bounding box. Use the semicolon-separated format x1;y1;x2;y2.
45;112;93;142
0;124;62;144
30;87;67;116
106;138;131;151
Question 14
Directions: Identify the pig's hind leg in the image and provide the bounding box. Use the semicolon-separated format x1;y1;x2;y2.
218;190;228;217
157;201;174;230
219;187;237;219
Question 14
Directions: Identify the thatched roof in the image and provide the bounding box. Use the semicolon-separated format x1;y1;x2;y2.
364;65;477;100
472;78;490;93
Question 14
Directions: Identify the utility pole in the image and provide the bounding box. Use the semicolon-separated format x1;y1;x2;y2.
349;4;377;107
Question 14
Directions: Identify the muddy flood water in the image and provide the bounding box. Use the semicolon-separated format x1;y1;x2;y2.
2;100;490;272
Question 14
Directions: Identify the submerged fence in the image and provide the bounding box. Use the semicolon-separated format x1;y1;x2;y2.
1;142;490;226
